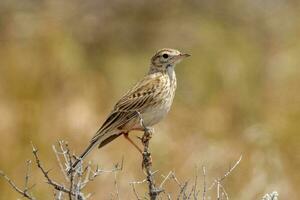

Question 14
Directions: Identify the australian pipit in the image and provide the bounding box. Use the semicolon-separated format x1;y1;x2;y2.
69;48;190;173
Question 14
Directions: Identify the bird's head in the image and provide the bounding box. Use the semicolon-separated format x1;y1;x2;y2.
149;48;190;73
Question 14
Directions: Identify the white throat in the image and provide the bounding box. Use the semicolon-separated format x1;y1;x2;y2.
166;64;175;82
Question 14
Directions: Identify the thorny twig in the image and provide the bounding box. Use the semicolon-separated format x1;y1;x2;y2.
60;141;123;199
31;143;77;197
1;140;277;200
129;155;242;200
88;160;123;182
0;130;259;200
137;111;164;200
0;161;35;200
1;141;123;200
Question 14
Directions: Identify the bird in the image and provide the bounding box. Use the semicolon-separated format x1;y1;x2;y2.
68;48;190;173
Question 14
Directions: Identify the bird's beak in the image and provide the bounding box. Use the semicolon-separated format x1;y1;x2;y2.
180;53;191;58
171;52;191;64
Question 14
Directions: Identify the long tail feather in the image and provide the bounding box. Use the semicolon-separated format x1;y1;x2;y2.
67;140;98;175
67;132;123;175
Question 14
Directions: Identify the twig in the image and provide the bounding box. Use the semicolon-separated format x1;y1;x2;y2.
202;166;206;200
166;193;172;200
217;180;220;200
187;186;194;200
31;143;75;196
168;172;188;199
130;182;142;200
160;171;173;188
64;143;74;200
129;178;147;185
262;191;279;200
56;190;63;200
88;160;123;182
0;163;35;200
177;181;188;200
24;160;31;192
219;184;229;200
114;170;120;200
52;144;69;181
129;177;148;200
208;155;242;190
219;155;242;182
193;166;199;199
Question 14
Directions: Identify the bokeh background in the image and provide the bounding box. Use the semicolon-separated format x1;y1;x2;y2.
0;0;299;199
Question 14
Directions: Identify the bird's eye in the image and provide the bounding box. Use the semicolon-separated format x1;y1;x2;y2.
162;54;169;59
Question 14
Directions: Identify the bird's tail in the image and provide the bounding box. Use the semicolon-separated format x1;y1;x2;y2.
67;131;123;175
67;140;98;175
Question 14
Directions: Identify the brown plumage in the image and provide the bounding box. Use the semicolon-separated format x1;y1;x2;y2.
69;48;190;173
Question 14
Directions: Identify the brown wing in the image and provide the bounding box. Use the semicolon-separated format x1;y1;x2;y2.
90;73;164;143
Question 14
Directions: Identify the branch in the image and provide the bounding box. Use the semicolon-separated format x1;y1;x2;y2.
137;112;163;200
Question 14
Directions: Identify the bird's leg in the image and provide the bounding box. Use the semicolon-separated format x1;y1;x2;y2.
123;133;143;154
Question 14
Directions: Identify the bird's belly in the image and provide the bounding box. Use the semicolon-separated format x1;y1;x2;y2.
141;103;171;127
120;104;172;132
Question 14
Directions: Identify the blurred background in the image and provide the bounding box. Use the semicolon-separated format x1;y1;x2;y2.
0;0;299;199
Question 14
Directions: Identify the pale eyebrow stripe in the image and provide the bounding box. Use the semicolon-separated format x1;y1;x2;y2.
157;49;173;55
